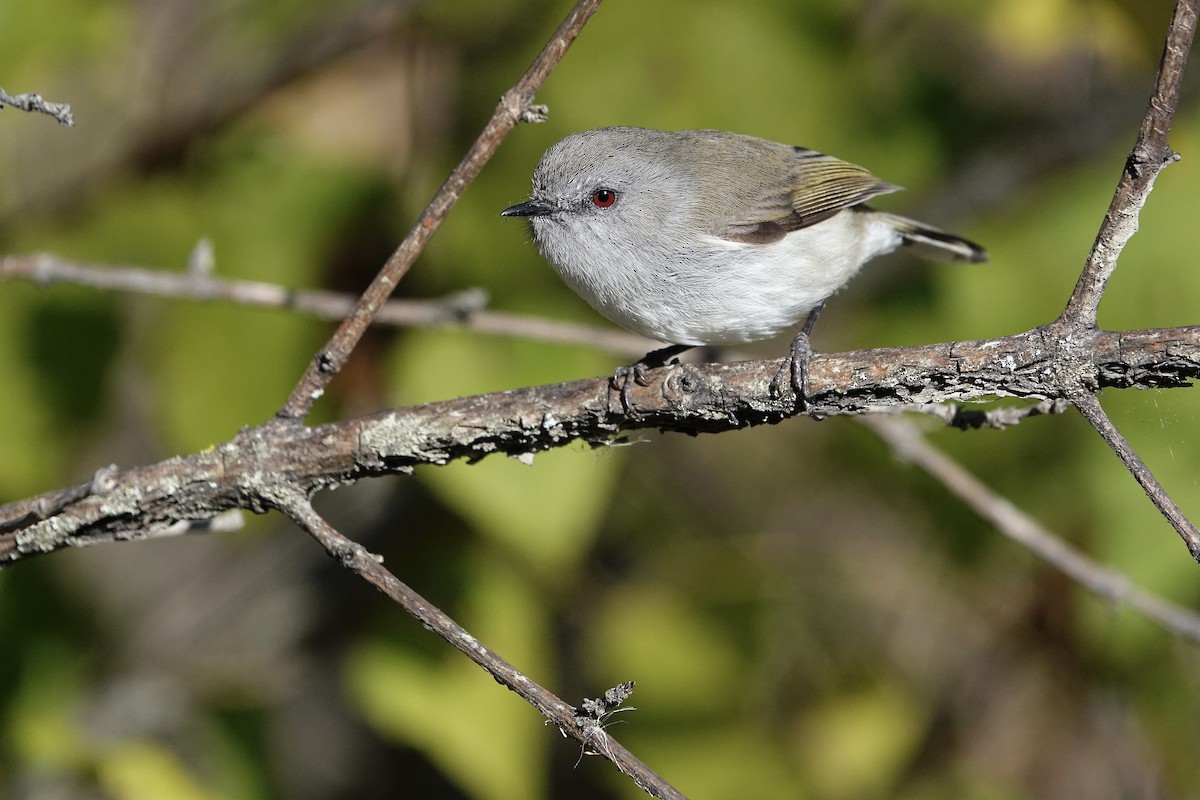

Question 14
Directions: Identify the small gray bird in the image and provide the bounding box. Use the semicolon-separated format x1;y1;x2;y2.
502;127;986;405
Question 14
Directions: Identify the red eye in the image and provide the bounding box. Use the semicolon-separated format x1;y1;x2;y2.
591;189;617;208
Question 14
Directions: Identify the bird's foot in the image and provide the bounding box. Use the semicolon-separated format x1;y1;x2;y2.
612;344;694;413
770;331;814;414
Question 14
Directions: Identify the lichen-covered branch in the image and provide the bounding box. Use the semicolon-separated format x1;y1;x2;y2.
3;325;1195;566
0;88;74;126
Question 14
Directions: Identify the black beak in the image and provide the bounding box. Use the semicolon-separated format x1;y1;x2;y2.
501;199;551;217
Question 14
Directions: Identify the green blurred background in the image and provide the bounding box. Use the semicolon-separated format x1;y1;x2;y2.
2;0;1198;798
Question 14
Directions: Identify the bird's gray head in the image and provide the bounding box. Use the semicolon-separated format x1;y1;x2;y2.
501;127;705;262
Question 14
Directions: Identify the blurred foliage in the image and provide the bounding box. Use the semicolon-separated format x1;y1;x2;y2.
1;0;1198;798
347;559;553;800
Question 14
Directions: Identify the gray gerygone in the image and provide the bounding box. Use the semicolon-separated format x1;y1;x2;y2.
502;127;986;405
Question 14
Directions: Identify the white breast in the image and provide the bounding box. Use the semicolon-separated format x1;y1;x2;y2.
540;210;904;346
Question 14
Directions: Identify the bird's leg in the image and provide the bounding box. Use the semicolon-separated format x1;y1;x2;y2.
613;344;694;412
770;300;826;411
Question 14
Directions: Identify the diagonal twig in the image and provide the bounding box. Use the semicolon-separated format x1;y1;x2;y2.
270;485;687;800
1070;392;1200;562
863;416;1200;643
1058;0;1197;327
277;0;607;421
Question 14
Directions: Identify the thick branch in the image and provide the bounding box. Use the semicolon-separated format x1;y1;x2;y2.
3;325;1195;565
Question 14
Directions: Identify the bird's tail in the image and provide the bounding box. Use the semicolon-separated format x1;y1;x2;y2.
874;211;988;264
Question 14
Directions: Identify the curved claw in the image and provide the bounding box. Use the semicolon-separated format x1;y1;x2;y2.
769;331;813;411
611;344;693;414
612;362;652;412
771;301;826;415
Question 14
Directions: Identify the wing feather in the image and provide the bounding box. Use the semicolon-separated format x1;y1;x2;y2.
721;147;900;244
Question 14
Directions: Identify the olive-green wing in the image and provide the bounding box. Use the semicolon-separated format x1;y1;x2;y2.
721;147;900;244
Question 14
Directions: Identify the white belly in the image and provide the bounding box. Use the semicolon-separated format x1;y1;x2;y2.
543;210;903;346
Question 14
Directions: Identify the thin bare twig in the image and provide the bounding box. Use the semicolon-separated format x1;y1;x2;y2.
863;416;1200;643
1059;0;1197;326
0;253;654;357
1070;392;1200;561
270;486;687;800
1;3;413;225
277;0;607;421
0;88;74;126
